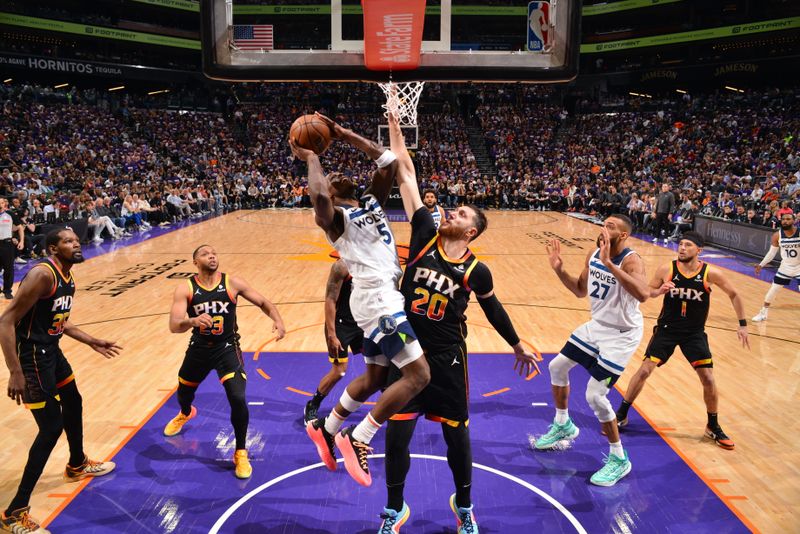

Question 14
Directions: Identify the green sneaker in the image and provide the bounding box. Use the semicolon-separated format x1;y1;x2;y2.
534;418;580;450
590;451;632;487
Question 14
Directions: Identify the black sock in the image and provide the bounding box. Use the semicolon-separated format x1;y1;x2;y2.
442;424;472;509
707;412;718;429
310;390;325;407
224;375;249;450
59;382;86;468
617;400;632;418
177;383;197;416
385;419;416;512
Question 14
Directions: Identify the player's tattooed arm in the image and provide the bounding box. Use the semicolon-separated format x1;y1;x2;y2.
0;267;52;404
324;260;348;356
289;138;343;241
169;282;212;333
706;267;750;349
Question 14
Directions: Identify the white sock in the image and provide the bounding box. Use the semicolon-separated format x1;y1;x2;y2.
609;441;624;458
352;412;381;444
324;409;346;435
555;408;569;425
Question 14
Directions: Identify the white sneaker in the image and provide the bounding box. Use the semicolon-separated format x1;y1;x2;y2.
752;309;768;322
652;237;658;243
663;238;669;244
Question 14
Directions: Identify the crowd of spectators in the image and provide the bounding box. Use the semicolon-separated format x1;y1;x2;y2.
1;81;798;267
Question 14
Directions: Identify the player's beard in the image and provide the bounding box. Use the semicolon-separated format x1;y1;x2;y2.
677;252;696;264
438;223;462;239
596;234;619;248
781;221;795;230
70;251;85;263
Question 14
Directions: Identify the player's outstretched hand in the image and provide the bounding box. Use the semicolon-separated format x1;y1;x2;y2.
91;339;123;359
546;238;563;272
314;112;344;139
7;371;25;405
754;264;762;276
598;227;612;266
737;326;750;349
512;345;537;377
273;320;286;341
288;137;316;162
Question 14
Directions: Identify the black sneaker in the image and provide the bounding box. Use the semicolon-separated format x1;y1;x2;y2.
305;418;337;471
704;426;734;450
303;401;319;424
616;412;629;428
3;292;12;299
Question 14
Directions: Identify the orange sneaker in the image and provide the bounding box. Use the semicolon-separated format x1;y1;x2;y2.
0;506;50;533
233;449;252;479
335;426;372;487
64;457;116;482
163;406;197;437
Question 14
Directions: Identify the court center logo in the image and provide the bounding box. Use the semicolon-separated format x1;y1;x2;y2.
378;315;398;335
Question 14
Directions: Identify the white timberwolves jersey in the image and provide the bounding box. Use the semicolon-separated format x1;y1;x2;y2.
331;194;402;288
587;248;643;330
778;228;800;273
430;206;444;230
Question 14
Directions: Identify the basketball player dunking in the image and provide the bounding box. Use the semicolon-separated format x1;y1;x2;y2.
753;212;799;322
615;232;750;449
1;229;119;534
303;259;363;424
376;113;537;532
535;216;651;487
290;113;429;488
165;245;285;479
422;189;446;230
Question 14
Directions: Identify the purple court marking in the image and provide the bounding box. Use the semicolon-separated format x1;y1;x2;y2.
48;352;748;533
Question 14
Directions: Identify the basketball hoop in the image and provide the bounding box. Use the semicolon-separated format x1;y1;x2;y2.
378;81;425;127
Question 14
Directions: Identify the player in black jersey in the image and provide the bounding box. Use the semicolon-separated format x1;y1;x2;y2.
615;232;750;450
374;112;538;533
303;259;363;423
1;228;119;533
166;245;285;479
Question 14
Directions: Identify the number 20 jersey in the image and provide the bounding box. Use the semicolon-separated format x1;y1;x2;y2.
331;194;402;288
587;248;643;330
17;259;75;345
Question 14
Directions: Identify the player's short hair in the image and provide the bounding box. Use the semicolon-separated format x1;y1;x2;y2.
193;244;212;259
45;228;69;251
423;189;436;198
608;213;633;233
680;231;704;248
328;172;358;200
466;204;488;241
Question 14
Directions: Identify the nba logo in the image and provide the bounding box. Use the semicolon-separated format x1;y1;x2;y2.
527;1;552;52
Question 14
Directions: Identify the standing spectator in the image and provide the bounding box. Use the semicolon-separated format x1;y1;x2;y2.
0;198;24;297
653;183;676;244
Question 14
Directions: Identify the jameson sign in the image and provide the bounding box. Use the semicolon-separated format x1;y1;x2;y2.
0;52;200;82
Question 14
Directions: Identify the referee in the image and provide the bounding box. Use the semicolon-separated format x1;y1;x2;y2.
0;198;24;299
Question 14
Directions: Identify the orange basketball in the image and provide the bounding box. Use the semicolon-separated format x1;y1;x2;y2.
289;114;332;155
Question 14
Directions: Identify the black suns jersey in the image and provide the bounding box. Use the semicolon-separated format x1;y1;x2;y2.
336;275;356;327
657;260;711;332
17;259;75;345
401;207;493;353
187;273;238;344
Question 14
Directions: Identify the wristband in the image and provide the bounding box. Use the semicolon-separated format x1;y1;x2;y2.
738;319;747;327
375;150;397;169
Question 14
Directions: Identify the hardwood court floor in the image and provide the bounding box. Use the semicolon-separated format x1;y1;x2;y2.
0;210;797;532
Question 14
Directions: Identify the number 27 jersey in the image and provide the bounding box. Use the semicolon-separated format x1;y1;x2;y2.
587;248;643;330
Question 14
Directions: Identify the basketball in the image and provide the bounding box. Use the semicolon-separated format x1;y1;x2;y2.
289;114;332;154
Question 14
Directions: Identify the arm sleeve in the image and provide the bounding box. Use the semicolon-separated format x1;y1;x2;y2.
759;245;780;267
408;206;437;260
470;263;520;347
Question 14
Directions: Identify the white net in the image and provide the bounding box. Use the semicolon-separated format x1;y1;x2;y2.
378;81;425;127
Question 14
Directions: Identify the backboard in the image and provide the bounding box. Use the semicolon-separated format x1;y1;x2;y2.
200;0;581;83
